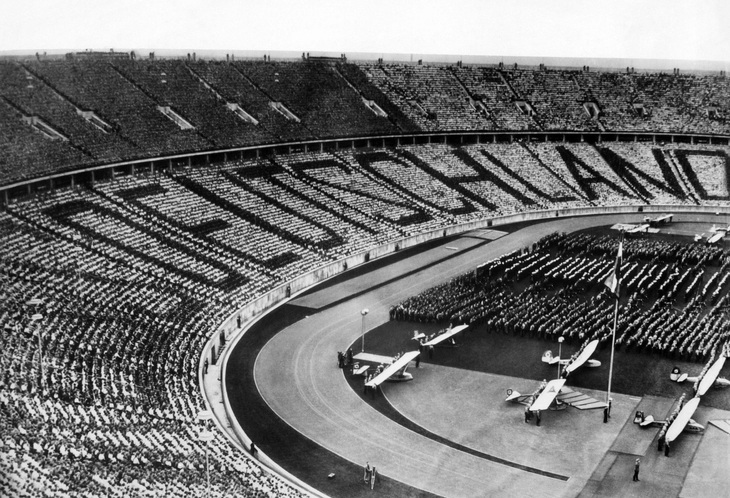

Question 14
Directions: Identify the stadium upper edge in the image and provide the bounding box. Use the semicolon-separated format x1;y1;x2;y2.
2;49;729;73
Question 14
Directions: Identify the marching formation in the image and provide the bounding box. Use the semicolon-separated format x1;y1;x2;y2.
392;232;730;363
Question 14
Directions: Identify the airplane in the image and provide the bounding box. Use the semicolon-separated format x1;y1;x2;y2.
637;357;728;453
644;214;673;227
706;225;730;244
421;324;469;348
664;397;703;453
627;223;650;234
506;377;607;415
707;231;726;244
633;401;704;435
411;330;426;341
634;396;705;443
365;350;420;388
542;339;601;376
670;356;729;394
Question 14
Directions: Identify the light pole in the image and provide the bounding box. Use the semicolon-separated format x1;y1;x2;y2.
360;308;369;353
557;337;564;380
196;410;214;497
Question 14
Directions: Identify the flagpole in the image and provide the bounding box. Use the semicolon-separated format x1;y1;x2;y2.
605;293;619;420
605;236;623;423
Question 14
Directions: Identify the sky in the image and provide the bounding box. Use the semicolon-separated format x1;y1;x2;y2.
2;0;729;68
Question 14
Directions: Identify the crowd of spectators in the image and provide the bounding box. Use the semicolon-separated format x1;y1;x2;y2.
0;62;137;165
24;59;212;160
112;60;265;149
0;177;320;495
506;69;600;131
575;72;730;135
450;66;535;131
0;97;93;183
186;61;308;143
392;231;730;363
278;151;444;235
234;61;398;139
2;59;730;185
1;77;730;494
358;64;493;131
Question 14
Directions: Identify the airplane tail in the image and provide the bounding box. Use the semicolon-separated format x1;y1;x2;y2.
505;388;522;402
670;366;683;382
542;350;556;364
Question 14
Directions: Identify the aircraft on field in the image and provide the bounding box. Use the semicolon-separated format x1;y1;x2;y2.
542;339;602;377
633;399;704;436
637;356;728;454
421;324;468;348
664;397;703;453
506;377;607;418
627;223;650;234
365;351;420;388
644;214;673;227
506;339;607;423
670;356;730;394
635;397;704;457
706;225;730;244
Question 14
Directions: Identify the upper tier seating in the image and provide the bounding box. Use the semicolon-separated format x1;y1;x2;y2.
2;59;730;186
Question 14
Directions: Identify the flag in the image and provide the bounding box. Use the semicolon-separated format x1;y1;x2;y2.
604;241;623;298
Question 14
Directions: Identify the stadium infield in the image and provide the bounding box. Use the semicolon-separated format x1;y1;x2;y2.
226;212;730;498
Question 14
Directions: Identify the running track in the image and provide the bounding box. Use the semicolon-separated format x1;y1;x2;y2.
229;212;728;497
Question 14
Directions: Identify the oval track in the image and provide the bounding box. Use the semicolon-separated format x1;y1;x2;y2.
247;212;719;497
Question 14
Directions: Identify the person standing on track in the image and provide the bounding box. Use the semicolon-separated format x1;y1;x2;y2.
633;458;640;481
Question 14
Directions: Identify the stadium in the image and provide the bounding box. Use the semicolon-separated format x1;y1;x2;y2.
2;2;730;497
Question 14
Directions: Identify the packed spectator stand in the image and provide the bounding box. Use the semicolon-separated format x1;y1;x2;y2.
2;55;730;496
2;58;730;186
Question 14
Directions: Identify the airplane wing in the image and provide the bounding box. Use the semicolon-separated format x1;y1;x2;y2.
530;378;566;412
665;397;701;444
628;224;650;233
564;339;599;375
708;232;725;244
422;325;468;346
556;386;608;410
365;351;419;388
697;356;727;397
